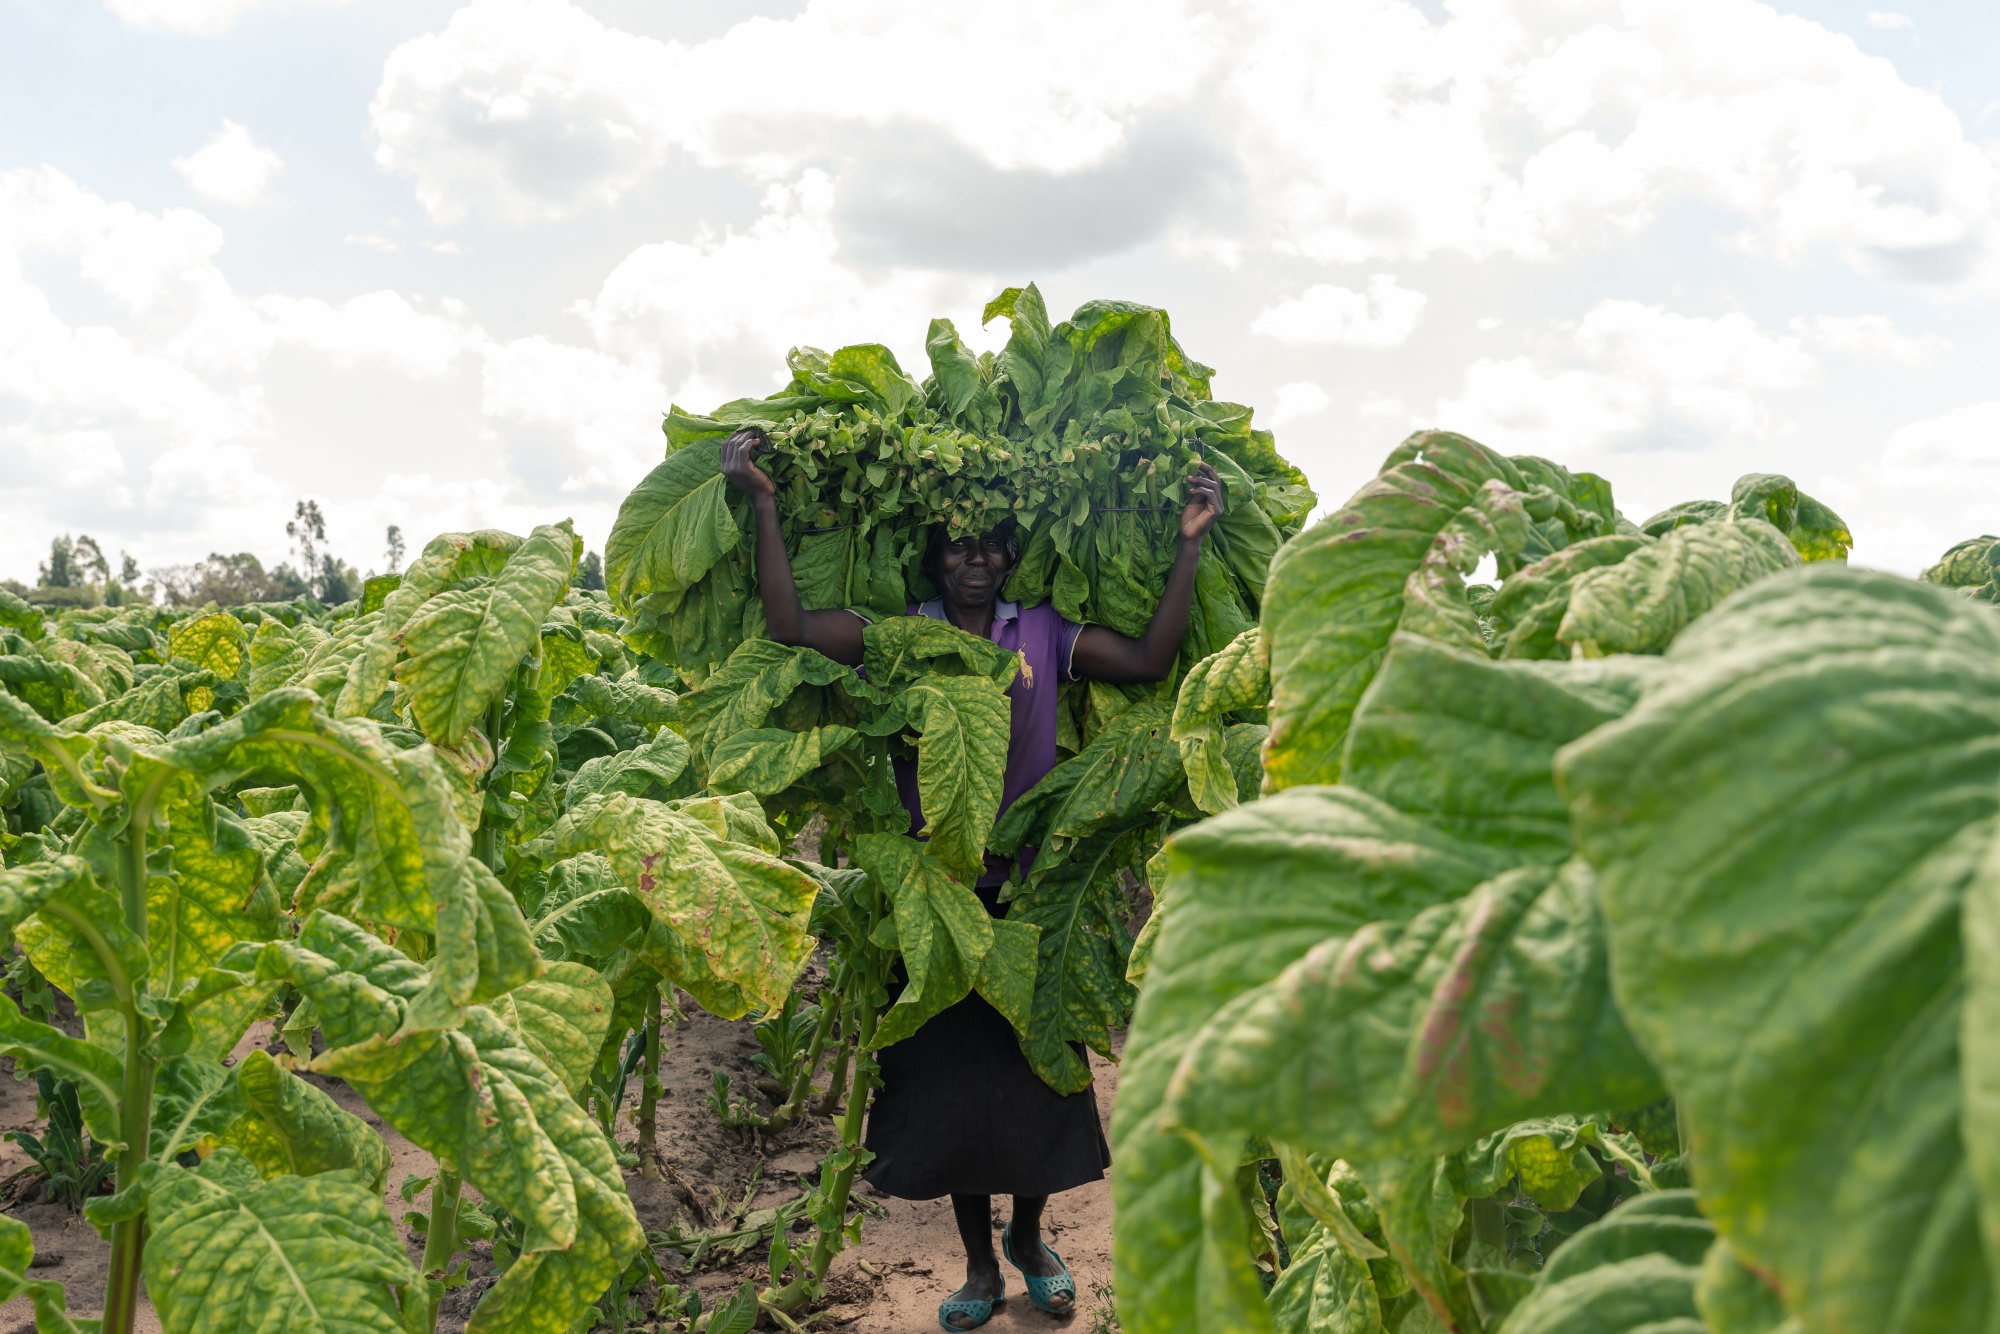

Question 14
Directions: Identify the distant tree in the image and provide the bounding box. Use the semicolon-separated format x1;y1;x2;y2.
37;534;108;591
320;558;360;607
385;525;406;575
150;553;297;608
284;499;358;603
105;551;144;607
575;550;605;591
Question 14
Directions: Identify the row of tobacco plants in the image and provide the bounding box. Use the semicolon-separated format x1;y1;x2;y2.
1112;426;2000;1334
0;520;811;1332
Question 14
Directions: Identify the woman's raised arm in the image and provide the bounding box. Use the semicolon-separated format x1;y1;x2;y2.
721;428;866;666
1068;462;1224;685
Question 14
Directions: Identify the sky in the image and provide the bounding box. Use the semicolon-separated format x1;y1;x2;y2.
3;0;1998;586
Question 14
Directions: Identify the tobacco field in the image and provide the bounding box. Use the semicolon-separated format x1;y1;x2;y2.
2;281;1996;1334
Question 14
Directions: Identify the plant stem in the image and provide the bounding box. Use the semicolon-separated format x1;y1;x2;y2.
102;817;154;1334
419;1169;463;1332
475;698;505;873
638;988;664;1178
769;988;878;1310
766;967;842;1133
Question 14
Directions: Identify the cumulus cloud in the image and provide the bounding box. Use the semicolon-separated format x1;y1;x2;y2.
1437;300;1816;460
173;121;283;206
577;171;989;404
370;0;1215;225
1251;276;1427;349
369;0;2000;291
1865;12;1914;30
0;167;500;575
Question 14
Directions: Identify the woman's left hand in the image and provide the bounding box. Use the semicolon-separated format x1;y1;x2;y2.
1180;462;1225;540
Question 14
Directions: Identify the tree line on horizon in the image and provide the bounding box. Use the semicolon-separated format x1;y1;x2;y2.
5;501;606;611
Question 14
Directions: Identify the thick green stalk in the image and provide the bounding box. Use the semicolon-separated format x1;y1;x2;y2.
102;816;154;1334
637;989;664;1177
419;1169;463;1331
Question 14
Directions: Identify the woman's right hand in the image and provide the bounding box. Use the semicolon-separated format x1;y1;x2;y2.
720;427;776;498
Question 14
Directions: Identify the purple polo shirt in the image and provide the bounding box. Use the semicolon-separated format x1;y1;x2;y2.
891;599;1082;888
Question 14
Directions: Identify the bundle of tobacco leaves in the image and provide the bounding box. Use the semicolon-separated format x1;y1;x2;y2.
606;284;1316;682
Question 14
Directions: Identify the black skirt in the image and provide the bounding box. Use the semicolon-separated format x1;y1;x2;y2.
861;882;1112;1201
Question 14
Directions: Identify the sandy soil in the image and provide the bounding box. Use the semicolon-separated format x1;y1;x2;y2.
0;971;1123;1334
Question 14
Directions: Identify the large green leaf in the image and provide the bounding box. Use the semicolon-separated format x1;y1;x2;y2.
145;1148;417;1334
852;833;1002;1048
1262;433;1522;790
1341;635;1655;863
490;962;614;1098
151;799;283;997
5;855;148;1018
1487;536;1652;661
1162;859;1659;1175
246;920;645;1334
528;793;817;1018
337;528;521;718
1112;788;1521;1334
1007;829;1138;1094
565;728;690;803
862;615;1022;688
396;522;579;746
1557;519;1798;656
901;674;1012;882
708;725;856;796
221;1049;391;1189
122;687;474;937
1558;566;2000;1332
605;439;740;608
0;992;124;1148
1173;627;1268;815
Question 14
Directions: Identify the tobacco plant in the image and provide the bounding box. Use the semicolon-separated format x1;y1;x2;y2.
1105;431;2000;1334
0;521;816;1334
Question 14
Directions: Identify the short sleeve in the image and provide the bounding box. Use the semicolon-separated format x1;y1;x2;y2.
1058;618;1084;681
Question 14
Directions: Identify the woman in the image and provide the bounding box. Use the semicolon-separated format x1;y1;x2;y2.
721;427;1223;1330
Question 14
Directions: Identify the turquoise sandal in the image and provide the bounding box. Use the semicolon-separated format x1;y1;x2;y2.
938;1280;1004;1331
1002;1222;1077;1316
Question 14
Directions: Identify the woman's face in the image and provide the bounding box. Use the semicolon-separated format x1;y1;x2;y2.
936;531;1013;607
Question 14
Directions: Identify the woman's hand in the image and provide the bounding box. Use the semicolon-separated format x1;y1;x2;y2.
720;427;776;499
1180;462;1225;541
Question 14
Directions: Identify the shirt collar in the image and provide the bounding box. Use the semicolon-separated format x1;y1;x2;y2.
919;598;1020;623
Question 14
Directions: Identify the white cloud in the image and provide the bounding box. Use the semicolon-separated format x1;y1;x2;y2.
173;121;283;207
1791;314;1948;364
1268;382;1332;426
368;0;2000;290
1251;276;1427;349
1865;12;1914;30
370;0;1213;225
1437;300;1816;460
104;0;352;35
1883;401;2000;486
577;171;987;404
257;292;474;378
479;335;668;496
